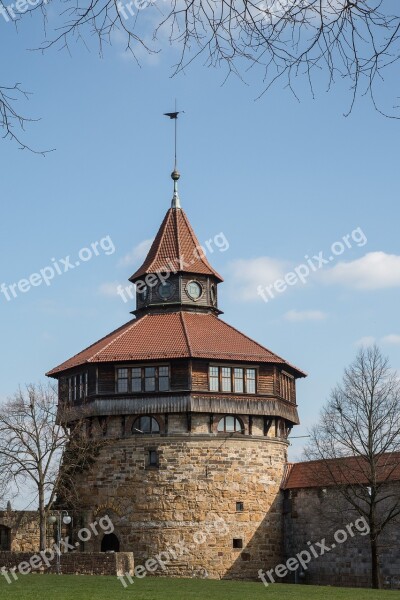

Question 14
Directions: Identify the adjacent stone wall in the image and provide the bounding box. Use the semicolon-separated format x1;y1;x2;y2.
0;551;134;576
283;486;400;589
0;511;40;552
71;422;288;580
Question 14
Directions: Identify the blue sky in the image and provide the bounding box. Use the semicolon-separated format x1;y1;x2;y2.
1;2;400;489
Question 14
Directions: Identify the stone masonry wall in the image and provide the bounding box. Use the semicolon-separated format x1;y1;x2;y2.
0;551;134;577
283;486;400;589
0;512;40;552
72;429;288;580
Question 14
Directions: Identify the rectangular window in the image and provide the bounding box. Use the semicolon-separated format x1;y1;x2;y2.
234;368;244;393
116;366;170;393
209;366;219;392
236;502;244;512
246;369;256;394
221;367;232;392
158;366;170;391
131;368;142;392
233;539;243;549
145;367;156;391
117;368;129;393
148;449;159;468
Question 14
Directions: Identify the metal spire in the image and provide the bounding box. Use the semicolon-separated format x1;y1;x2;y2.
164;102;183;209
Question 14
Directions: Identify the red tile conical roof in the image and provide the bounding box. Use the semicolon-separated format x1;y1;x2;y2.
129;208;223;282
46;311;306;377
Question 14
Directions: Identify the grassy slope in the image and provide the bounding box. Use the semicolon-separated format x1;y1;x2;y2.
1;577;400;599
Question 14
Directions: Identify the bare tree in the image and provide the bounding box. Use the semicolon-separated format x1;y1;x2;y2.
0;383;101;551
305;345;400;589
2;1;400;150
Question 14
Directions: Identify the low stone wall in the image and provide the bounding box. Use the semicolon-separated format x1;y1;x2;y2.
0;552;134;576
0;511;40;552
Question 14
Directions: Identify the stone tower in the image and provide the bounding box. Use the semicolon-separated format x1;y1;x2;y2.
47;168;305;579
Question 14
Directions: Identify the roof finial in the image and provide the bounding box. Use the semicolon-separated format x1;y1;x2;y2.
164;101;183;209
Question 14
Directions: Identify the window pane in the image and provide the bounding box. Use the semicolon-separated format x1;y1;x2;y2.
234;418;243;432
145;377;156;391
132;378;142;392
159;366;169;377
246;369;256;394
217;417;225;432
118;368;128;378
145;367;155;377
140;416;151;433
132;368;141;378
151;418;160;433
209;366;219;391
117;380;128;393
234;368;244;393
159;376;169;391
225;416;235;432
222;367;232;392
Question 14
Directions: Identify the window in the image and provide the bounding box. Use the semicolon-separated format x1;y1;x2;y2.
246;369;256;394
233;539;243;549
159;366;169;391
236;502;244;512
116;366;170;393
117;368;129;393
131;368;142;392
222;367;232;392
145;367;156;391
67;372;88;402
234;369;244;393
132;416;160;434
148;449;159;467
280;371;294;401
217;416;244;434
209;366;219;392
209;366;257;394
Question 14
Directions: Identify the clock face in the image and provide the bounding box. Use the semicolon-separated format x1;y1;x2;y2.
158;281;174;300
187;281;202;300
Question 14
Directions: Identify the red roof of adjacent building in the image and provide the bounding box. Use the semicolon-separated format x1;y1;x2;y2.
46;311;306;377
282;453;400;489
129;207;223;282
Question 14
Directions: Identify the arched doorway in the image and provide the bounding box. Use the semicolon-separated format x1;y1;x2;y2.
101;532;120;552
0;525;11;551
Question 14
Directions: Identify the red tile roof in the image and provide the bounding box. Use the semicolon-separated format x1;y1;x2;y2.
129;208;223;282
46;311;306;377
282;453;400;489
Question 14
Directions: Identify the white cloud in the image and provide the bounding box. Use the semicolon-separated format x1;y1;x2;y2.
118;239;153;268
355;336;376;347
323;252;400;290
98;282;124;297
228;257;289;301
284;309;327;322
381;334;400;345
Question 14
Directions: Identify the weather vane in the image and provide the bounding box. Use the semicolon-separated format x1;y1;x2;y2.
164;102;184;209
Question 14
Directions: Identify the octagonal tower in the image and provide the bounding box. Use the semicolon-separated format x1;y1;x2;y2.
47;170;305;579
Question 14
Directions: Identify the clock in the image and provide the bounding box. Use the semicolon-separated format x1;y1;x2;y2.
187;281;203;300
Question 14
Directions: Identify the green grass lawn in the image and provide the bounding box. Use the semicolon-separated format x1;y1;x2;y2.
0;576;400;599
